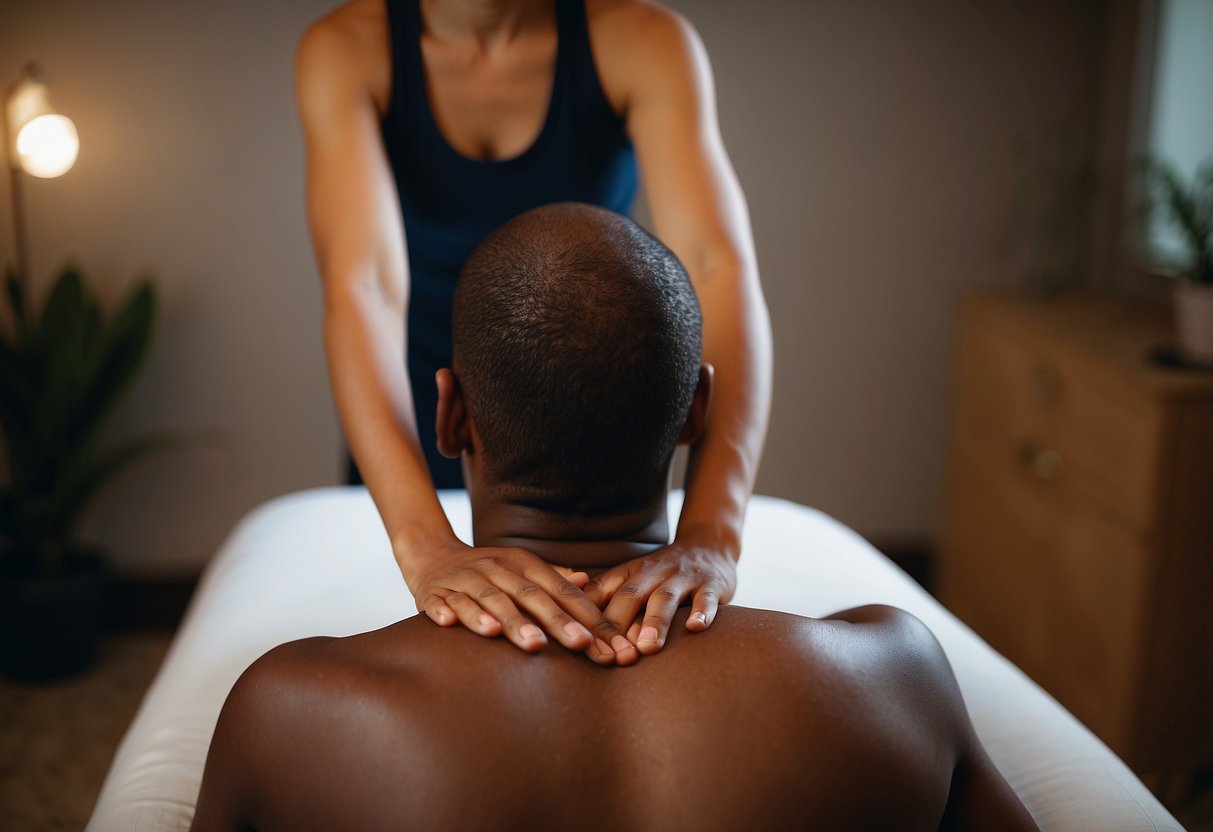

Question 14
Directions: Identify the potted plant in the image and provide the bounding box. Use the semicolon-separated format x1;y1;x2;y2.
0;265;169;679
1134;157;1213;367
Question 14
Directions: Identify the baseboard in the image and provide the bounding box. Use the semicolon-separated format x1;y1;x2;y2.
866;539;935;594
104;573;200;632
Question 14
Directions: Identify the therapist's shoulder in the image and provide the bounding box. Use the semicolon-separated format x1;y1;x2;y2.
296;0;391;118
585;0;709;115
585;0;699;49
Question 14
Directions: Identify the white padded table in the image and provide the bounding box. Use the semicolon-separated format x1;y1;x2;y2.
87;489;1182;830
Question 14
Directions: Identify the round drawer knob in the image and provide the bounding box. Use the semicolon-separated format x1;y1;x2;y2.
1032;367;1062;403
1019;442;1064;481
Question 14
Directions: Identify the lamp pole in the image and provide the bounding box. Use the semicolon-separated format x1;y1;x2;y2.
3;65;34;295
5;148;30;292
4;62;78;300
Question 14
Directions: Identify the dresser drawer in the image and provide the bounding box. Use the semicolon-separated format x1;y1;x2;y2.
954;320;1165;528
942;294;1213;774
940;440;1151;754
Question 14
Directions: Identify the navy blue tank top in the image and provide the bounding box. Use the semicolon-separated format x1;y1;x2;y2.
376;0;638;488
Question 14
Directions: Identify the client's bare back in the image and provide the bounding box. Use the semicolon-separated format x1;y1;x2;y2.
194;606;1036;831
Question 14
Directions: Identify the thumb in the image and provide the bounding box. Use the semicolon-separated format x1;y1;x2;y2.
580;572;610;606
552;565;590;588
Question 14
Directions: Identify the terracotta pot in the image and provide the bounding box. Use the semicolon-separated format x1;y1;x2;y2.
0;551;106;681
1174;280;1213;368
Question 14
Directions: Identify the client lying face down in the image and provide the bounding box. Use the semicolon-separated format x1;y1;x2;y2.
190;204;1038;832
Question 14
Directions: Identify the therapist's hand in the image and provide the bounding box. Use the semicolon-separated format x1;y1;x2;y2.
408;542;638;666
581;533;738;655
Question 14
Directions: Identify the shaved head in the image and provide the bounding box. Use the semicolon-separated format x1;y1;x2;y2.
452;203;702;515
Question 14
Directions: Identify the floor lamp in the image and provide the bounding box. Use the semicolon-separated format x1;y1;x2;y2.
3;62;79;299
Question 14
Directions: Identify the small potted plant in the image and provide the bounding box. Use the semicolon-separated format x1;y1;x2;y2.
1134;157;1213;367
0;265;170;679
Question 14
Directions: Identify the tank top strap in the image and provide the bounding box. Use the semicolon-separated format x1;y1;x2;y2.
403;0;427;123
558;0;625;129
555;0;582;63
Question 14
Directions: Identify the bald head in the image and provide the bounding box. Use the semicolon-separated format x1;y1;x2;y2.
452;203;702;515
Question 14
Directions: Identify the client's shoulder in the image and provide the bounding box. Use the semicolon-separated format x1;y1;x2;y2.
221;635;348;727
218;622;440;754
239;616;436;687
706;603;943;663
814;605;957;693
814;603;950;662
710;604;962;728
795;605;956;699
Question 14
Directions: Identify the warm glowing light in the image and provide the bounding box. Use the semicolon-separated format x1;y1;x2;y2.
15;113;79;178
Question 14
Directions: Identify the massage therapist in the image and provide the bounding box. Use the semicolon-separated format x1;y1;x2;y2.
294;0;771;663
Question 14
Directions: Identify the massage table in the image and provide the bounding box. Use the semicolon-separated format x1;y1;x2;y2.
87;488;1183;830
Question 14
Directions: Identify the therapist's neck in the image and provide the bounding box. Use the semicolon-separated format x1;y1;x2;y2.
465;464;671;570
422;0;553;49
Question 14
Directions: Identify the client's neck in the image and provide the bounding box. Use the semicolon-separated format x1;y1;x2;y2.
469;486;671;571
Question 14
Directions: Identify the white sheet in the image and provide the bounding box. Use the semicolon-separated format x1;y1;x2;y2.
87;488;1182;830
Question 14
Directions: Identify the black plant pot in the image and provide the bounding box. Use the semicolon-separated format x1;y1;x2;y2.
0;552;107;681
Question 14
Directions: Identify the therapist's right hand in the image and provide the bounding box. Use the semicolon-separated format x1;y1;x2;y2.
409;543;639;667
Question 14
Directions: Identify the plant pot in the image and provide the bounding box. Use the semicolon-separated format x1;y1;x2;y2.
1173;281;1213;369
0;551;107;681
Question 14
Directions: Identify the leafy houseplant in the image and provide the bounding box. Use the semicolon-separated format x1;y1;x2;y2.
1135;157;1213;367
0;266;163;679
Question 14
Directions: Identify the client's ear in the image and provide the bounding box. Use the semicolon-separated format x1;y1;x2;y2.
678;363;714;445
435;368;473;459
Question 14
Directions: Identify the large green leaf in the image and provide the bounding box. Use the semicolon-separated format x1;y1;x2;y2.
34;269;90;443
4;269;26;341
68;280;154;452
1193;162;1213;283
37;268;85;351
49;431;185;543
0;489;14;542
0;334;31;430
0;321;39;486
1194;162;1213;231
0;266;175;575
1137;156;1213;281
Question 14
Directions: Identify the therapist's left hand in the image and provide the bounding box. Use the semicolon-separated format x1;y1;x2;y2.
580;533;738;655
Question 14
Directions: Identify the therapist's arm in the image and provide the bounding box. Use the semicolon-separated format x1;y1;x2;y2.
293;14;630;665
582;4;773;651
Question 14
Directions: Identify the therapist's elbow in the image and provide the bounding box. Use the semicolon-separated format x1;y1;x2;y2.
321;263;406;319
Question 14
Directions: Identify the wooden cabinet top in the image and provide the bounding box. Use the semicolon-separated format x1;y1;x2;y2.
963;293;1213;403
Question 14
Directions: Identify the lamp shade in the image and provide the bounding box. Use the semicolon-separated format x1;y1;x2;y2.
5;65;78;178
16;113;78;177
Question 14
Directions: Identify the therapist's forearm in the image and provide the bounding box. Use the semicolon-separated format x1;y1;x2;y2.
323;282;460;574
677;259;772;558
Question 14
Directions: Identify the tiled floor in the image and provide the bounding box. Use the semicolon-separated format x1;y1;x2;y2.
0;632;1210;831
0;634;173;831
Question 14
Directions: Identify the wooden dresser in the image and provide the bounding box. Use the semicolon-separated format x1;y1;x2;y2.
939;293;1213;775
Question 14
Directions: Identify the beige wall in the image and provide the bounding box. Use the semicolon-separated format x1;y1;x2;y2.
0;0;1108;573
666;0;1106;543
